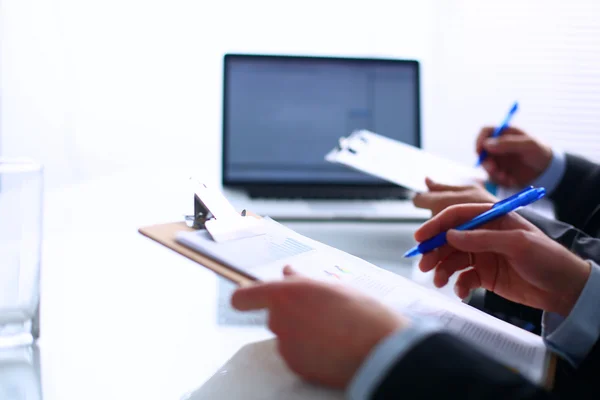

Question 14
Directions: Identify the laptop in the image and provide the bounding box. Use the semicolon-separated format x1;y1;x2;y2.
221;54;430;221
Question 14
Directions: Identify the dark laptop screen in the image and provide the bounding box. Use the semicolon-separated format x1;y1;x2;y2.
222;54;420;186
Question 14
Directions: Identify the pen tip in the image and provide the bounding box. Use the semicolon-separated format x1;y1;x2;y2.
510;102;519;113
403;248;419;258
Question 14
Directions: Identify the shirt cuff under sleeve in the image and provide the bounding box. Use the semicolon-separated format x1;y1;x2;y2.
542;261;600;366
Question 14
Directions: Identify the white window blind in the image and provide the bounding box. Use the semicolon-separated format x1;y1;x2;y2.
431;0;600;163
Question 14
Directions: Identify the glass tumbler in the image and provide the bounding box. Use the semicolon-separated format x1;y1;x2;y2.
0;160;43;347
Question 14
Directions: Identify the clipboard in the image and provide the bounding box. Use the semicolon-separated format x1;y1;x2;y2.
138;185;557;390
325;130;488;192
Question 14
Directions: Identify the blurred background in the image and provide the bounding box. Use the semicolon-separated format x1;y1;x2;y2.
2;0;599;190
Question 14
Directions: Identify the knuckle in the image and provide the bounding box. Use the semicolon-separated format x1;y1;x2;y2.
511;230;532;256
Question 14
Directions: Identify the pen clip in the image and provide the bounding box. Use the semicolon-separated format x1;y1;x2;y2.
491;186;535;209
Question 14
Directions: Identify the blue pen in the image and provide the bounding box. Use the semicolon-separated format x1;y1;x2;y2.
403;186;546;258
476;101;519;167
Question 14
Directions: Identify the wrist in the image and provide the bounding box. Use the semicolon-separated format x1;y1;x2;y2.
557;259;592;317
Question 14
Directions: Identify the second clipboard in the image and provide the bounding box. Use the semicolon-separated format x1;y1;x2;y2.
326;130;488;193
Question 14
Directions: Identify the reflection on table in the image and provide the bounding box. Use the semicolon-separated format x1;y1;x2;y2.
0;345;42;400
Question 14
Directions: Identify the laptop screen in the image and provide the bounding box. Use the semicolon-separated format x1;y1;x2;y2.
222;54;420;187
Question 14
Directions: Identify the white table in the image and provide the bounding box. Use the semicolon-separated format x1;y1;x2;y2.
2;168;457;400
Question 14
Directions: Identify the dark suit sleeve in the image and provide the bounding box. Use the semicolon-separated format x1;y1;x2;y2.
550;154;600;232
518;208;600;262
372;333;554;400
573;336;600;387
552;336;600;398
372;333;600;400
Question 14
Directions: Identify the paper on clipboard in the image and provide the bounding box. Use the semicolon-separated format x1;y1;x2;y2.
325;130;488;193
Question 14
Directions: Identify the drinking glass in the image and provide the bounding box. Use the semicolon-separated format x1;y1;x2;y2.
0;159;43;347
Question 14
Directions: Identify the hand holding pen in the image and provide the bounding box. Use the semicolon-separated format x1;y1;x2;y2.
409;199;591;317
475;104;554;187
476;102;520;167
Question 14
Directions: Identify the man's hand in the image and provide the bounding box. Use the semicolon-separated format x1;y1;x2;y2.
231;267;407;389
413;177;498;216
476;126;553;187
415;204;591;317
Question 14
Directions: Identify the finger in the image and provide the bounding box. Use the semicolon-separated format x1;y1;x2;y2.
231;283;278;311
411;192;428;209
484;135;535;155
419;245;455;273
433;251;472;287
412;191;450;210
446;229;523;256
414;204;494;242
475;126;495;154
413;191;475;213
425;177;470;192
454;268;482;299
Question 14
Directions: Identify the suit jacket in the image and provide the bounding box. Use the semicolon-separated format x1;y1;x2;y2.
372;332;600;399
549;153;600;235
525;153;600;253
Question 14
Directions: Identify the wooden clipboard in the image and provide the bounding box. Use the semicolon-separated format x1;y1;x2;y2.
138;221;256;286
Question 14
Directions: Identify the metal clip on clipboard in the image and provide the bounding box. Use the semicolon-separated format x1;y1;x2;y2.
184;193;215;229
335;130;369;155
184;183;266;242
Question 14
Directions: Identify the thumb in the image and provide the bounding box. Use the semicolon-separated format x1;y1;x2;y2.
446;229;520;256
484;135;536;155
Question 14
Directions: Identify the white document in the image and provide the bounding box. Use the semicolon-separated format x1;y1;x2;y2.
176;218;551;386
325;130;488;193
185;339;344;400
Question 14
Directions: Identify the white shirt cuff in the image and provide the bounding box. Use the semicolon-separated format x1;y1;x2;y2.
530;149;566;195
542;261;600;366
